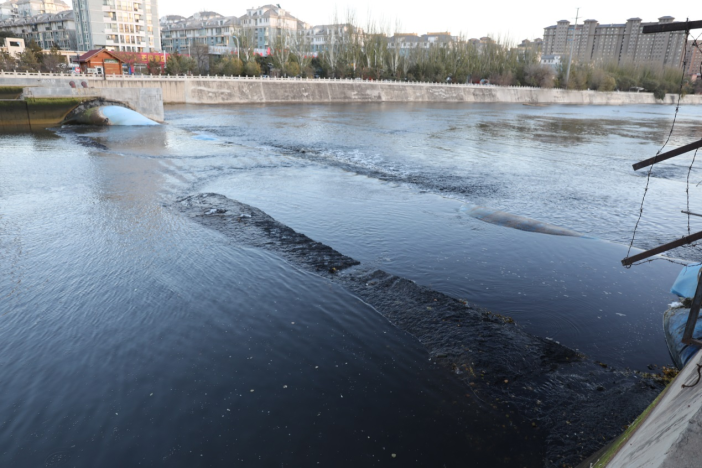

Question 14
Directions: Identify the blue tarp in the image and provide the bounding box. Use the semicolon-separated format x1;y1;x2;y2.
664;306;702;369
670;263;702;299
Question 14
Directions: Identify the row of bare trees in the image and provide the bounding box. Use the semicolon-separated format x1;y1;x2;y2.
199;12;551;85
162;10;697;94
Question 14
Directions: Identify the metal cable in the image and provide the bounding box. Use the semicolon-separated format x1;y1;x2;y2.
625;29;691;267
687;148;700;235
686;33;702;236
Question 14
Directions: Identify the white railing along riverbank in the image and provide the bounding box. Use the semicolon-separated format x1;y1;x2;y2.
2;69;699;106
0;69;558;91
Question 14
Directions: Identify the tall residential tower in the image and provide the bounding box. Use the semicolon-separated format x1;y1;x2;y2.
74;0;160;52
542;16;686;68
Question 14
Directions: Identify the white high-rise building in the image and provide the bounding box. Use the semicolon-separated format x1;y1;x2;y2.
74;0;160;52
542;16;687;68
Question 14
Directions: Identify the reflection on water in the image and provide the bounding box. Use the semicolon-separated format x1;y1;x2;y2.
1;102;701;466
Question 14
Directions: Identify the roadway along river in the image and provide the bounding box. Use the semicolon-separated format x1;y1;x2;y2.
1;102;701;467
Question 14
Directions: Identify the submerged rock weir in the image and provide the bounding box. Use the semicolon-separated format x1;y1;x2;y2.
177;193;664;467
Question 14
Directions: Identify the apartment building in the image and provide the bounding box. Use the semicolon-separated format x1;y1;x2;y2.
686;40;702;77
0;9;76;49
0;0;69;20
304;23;362;54
160;11;239;54
239;4;307;50
542;16;686;68
540;54;562;69
73;0;160;52
387;32;457;53
0;2;17;19
159;6;371;58
517;38;543;54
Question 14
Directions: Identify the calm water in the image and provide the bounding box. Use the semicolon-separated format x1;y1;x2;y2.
2;102;701;466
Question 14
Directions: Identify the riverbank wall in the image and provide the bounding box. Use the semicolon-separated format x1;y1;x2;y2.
581;348;702;468
1;71;700;106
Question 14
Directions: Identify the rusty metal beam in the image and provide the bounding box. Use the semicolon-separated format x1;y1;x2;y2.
632;139;702;171
621;230;702;266
643;20;702;34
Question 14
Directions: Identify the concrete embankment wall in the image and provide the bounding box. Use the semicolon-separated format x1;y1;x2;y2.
600;349;702;467
0;96;90;129
0;99;33;130
0;73;700;106
88;77;702;106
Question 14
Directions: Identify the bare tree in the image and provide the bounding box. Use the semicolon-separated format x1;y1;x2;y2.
270;30;293;76
18;48;40;72
41;50;63;72
323;22;338;74
234;26;257;63
0;50;15;71
388;19;403;79
289;28;313;72
191;45;210;74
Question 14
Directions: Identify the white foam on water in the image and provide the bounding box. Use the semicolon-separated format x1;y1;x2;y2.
192;134;218;141
100;106;159;126
320;148;413;178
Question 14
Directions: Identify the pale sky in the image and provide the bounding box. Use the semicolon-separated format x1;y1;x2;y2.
156;0;695;42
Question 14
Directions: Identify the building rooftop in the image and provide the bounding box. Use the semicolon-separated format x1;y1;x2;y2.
160;12;239;31
78;49;124;62
0;9;73;27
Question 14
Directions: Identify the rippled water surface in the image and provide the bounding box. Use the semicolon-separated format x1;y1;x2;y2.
2;102;702;466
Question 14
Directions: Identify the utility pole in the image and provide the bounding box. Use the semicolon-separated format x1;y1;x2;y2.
565;7;579;88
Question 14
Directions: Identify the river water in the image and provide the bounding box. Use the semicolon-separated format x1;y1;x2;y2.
1;102;701;467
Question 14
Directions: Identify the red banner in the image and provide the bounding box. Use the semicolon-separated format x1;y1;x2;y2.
114;51;169;66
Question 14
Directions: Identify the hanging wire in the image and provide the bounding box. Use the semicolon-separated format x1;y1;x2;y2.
683;33;702;236
685;32;702;235
687;148;700;235
624;28;692;268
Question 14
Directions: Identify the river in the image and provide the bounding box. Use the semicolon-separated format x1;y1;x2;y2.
1;102;701;467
